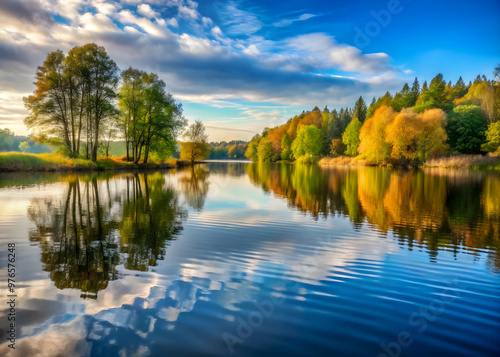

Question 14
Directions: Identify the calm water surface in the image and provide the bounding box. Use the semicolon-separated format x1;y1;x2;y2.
0;162;499;356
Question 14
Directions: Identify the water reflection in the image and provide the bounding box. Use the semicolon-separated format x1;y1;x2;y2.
1;163;499;356
246;163;500;271
27;172;187;298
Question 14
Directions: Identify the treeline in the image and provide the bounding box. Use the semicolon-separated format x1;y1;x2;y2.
24;43;186;163
0;128;51;153
245;68;500;165
208;140;248;160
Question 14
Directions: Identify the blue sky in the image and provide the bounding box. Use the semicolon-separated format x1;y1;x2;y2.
0;0;499;141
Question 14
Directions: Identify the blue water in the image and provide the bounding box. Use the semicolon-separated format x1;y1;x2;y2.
0;163;499;356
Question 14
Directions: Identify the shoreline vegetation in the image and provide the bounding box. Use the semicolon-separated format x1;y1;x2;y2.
318;154;500;170
1;152;500;172
0;152;190;172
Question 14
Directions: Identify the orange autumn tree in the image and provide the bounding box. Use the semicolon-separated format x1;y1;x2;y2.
385;108;447;163
359;106;447;165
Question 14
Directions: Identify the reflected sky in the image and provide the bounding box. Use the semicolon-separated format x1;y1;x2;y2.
0;164;499;356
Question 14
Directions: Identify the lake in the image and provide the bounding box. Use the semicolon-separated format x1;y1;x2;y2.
0;162;499;356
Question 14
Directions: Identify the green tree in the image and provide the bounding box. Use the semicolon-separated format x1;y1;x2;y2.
281;133;293;161
414;73;452;113
118;67;145;161
342;118;362;156
257;137;274;162
180;120;210;164
352;96;367;122
24;44;119;161
141;73;185;163
24;50;77;156
292;124;323;161
19;141;30;153
482;121;500;154
245;135;261;162
367;92;392;119
118;69;185;163
0;128;15;151
447;105;488;154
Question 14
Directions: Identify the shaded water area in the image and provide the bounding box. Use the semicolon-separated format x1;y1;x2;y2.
0;162;499;356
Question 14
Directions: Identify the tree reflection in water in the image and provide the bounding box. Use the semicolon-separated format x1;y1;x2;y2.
246;163;500;272
25;164;500;300
27;172;187;299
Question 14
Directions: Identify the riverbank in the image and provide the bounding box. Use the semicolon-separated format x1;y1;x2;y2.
318;154;500;170
0;152;188;172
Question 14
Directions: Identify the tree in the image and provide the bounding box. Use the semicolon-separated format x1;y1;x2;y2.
118;67;145;161
257;137;275;162
446;105;488;154
358;106;394;163
367;92;392;119
330;139;345;157
385;108;447;163
179;120;210;164
291;124;322;161
141;73;185;163
463;81;497;123
342;118;362;156
453;76;467;99
245;135;261;162
352;96;367;122
414;73;452;113
281;133;293;161
19;141;30;153
69;43;119;161
118;69;185;163
24;44;119;161
24;50;77;156
481;121;500;154
0;128;15;151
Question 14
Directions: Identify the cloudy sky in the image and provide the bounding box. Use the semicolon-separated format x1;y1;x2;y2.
1;0;499;141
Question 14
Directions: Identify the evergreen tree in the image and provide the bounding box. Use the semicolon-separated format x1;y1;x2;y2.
352;96;367;122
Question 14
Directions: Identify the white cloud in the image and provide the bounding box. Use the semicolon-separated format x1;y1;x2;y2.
79;12;118;33
116;9;167;37
273;13;317;27
211;25;222;37
201;16;213;27
286;33;393;74
0;0;404;136
137;4;160;19
93;1;119;16
242;44;260;57
219;1;262;36
178;5;199;19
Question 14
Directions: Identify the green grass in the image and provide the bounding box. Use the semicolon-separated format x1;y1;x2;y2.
0;152;177;172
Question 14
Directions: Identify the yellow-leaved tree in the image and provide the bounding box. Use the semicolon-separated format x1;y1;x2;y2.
358;106;447;165
358;106;394;164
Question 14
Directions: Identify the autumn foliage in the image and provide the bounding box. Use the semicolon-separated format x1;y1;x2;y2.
358;106;447;165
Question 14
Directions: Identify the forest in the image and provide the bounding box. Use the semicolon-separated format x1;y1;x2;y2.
245;68;500;166
207;141;248;160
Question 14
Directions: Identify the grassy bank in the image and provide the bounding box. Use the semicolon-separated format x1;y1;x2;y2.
0;152;182;172
318;156;375;167
423;155;500;170
318;154;500;170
